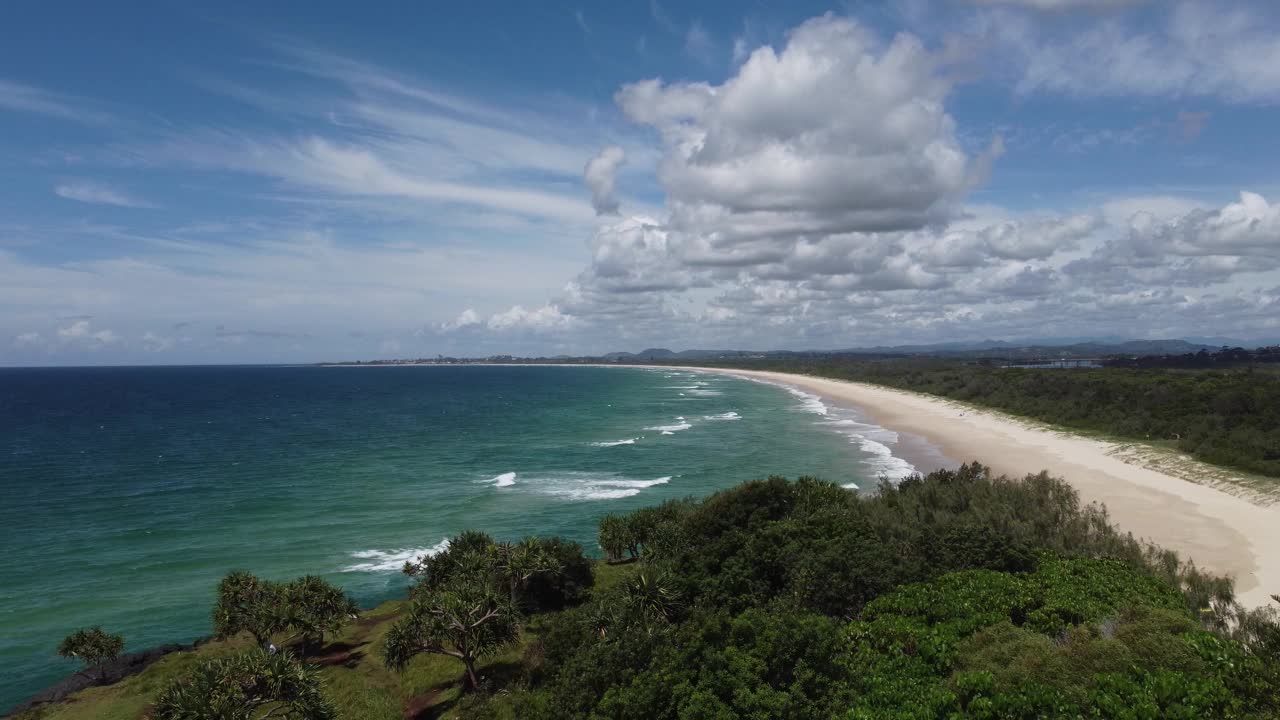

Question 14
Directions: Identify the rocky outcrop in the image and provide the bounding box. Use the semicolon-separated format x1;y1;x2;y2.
4;642;196;718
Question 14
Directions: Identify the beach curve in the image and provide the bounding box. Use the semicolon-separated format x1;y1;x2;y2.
670;366;1280;610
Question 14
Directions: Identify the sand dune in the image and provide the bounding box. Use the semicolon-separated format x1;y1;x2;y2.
694;367;1280;610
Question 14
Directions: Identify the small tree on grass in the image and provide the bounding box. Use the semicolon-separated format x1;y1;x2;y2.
213;571;286;647
58;627;124;682
282;575;359;653
382;582;520;692
150;649;334;720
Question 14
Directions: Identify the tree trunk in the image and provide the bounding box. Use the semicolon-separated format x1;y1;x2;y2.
462;656;480;692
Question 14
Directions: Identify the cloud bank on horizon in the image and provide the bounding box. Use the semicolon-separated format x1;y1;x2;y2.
3;0;1280;364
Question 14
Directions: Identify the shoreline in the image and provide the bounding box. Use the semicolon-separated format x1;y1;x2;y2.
319;361;1279;608
677;366;1280;610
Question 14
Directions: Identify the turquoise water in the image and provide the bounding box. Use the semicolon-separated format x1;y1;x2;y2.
0;364;912;707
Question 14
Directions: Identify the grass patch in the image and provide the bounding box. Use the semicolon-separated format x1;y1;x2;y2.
13;562;628;720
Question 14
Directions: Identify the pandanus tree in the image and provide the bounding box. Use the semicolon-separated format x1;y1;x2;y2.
597;514;632;562
150;649;334;720
213;571;357;653
57;627;124;682
282;575;359;653
213;571;286;647
382;581;520;692
588;573;684;640
494;538;561;604
403;530;495;584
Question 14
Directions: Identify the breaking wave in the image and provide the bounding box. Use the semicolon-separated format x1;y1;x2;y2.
343;537;450;573
484;471;518;487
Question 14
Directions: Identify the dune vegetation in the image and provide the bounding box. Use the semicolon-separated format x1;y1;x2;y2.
716;357;1280;479
15;464;1280;719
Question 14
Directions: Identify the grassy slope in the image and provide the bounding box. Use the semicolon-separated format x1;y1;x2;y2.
14;562;639;720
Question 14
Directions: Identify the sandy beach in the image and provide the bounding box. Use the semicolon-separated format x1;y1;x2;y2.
683;366;1280;610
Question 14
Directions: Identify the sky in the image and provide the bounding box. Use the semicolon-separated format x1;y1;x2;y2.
3;0;1280;365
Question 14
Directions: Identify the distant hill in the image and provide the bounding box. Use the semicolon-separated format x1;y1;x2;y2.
599;339;1223;362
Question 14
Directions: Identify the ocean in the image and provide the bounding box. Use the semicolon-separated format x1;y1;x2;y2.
0;364;917;707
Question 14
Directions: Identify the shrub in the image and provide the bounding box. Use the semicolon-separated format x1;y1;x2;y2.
150;649;334;720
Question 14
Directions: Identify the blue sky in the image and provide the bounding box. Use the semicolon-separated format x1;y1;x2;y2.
4;0;1280;364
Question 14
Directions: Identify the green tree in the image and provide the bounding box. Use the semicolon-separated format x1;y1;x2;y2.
281;575;358;652
522;537;595;611
57;627;124;682
150;649;334;720
494;538;560;605
403;530;495;582
212;571;286;647
382;582;520;691
597;514;631;562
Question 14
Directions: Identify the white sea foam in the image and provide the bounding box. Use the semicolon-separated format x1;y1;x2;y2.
842;482;860;490
519;472;673;501
687;388;723;397
786;387;829;415
853;435;915;480
740;375;913;482
647;421;692;433
343;537;450;573
704;411;741;420
820;416;914;480
484;471;517;487
594;476;672;488
591;438;637;447
547;476;670;500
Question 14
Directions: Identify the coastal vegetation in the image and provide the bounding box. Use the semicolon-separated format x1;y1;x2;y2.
150;650;333;720
717;357;1280;478
57;628;124;683
213;573;359;653
16;466;1280;718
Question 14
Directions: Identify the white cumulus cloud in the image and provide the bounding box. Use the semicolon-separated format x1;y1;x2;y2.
583;146;627;216
486;304;574;332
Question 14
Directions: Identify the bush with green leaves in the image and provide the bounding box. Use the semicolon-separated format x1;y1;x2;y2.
150;649;334;720
521;537;594;611
455;469;1280;719
57;626;124;682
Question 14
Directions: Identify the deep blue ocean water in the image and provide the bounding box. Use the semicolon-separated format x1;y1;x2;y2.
0;364;915;707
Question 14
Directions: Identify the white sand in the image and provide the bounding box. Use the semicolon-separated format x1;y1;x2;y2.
686;367;1280;609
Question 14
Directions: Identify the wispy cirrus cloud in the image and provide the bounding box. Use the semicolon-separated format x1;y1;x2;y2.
983;1;1280;103
0;78;116;124
54;181;156;208
128;41;663;228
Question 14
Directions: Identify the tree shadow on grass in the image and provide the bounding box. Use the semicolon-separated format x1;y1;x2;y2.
403;660;526;719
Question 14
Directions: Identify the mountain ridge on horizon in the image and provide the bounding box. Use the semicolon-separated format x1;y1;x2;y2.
598;337;1272;362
